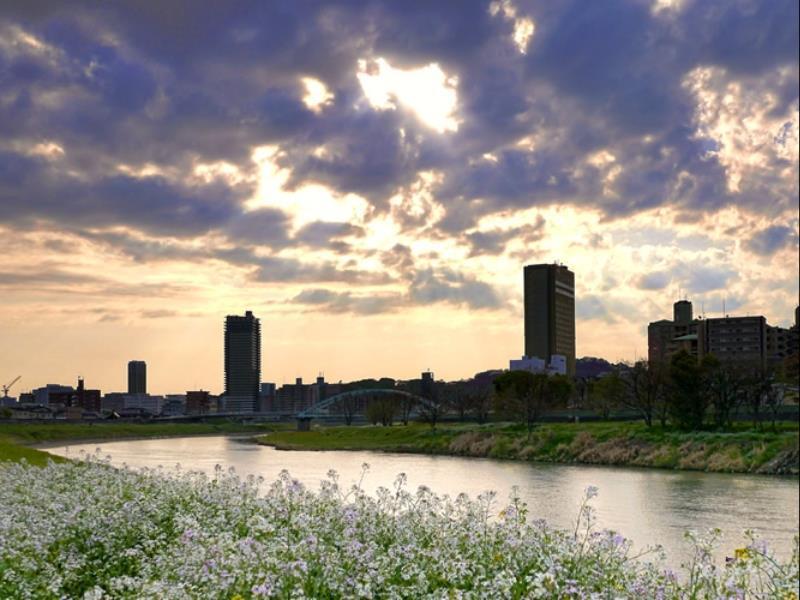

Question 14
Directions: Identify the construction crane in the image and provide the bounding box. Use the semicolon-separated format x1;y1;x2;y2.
2;376;21;398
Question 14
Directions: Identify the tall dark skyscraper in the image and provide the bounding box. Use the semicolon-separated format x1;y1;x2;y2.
523;264;576;376
224;310;261;413
127;360;146;394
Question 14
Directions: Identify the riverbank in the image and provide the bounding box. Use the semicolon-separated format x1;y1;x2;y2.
0;421;284;466
257;421;800;475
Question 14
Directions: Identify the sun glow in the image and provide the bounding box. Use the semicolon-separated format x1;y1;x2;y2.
356;58;459;133
301;77;334;112
250;146;369;229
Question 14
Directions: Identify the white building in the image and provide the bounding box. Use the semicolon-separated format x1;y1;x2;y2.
509;356;546;373
509;354;567;376
102;393;164;415
124;393;164;415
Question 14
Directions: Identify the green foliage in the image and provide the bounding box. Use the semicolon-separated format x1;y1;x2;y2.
589;373;626;419
365;398;396;426
260;421;799;474
668;350;707;430
494;371;573;436
701;354;743;429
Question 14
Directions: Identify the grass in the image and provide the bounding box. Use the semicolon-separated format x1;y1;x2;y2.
258;420;800;475
0;420;287;465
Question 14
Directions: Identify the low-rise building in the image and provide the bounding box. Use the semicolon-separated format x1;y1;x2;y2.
186;390;212;415
8;405;54;420
32;384;74;407
509;354;567;375
161;398;185;417
102;393;163;415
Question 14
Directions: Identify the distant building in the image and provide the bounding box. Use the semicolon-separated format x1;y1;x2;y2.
224;311;261;413
510;355;545;373
523;264;576;376
274;378;315;414
186;390;212;415
102;392;127;413
509;354;567;375
127;394;164;414
648;301;701;363
259;383;276;412
128;360;147;394
647;300;797;370
420;371;436;402
767;324;798;366
703;316;767;369
103;393;164;415
32;384;74;407
160;397;185;417
75;378;102;412
8;405;54;420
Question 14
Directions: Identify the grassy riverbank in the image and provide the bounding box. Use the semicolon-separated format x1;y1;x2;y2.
0;421;282;466
258;421;800;475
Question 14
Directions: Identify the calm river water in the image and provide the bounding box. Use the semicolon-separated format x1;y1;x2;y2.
44;435;799;566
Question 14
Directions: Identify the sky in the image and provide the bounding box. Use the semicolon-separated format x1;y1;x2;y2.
0;0;798;395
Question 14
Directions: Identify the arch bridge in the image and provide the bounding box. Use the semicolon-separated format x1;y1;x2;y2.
296;388;432;419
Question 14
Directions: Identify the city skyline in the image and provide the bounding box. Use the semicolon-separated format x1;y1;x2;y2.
1;1;798;394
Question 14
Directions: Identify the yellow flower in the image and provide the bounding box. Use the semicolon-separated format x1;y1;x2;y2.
734;547;752;561
783;592;797;600
230;595;244;600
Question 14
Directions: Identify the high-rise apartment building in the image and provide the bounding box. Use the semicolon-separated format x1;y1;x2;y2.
224;310;261;413
646;300;794;370
127;360;146;394
648;301;701;363
523;264;576;376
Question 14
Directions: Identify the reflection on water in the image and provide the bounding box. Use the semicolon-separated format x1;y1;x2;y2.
45;435;799;566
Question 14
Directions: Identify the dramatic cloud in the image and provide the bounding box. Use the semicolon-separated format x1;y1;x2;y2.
635;271;672;291
409;268;503;310
0;0;796;388
744;225;798;256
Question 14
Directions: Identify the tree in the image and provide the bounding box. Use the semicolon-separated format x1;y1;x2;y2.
546;374;573;412
761;371;786;431
442;381;470;421
397;393;417;426
573;377;590;412
590;372;625;420
415;380;445;429
365;396;395;426
741;369;764;429
467;381;493;424
667;350;706;430
701;355;742;430
493;372;572;437
333;393;359;426
618;361;666;427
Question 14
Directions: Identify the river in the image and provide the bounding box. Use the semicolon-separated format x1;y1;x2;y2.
44;434;799;567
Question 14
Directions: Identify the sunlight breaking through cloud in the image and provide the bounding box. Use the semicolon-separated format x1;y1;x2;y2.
251;146;369;230
356;58;460;133
301;77;334;112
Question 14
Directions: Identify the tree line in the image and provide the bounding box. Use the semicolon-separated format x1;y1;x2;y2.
581;350;789;431
335;351;793;432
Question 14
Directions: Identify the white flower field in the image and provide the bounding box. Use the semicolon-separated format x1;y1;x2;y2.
0;455;797;599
